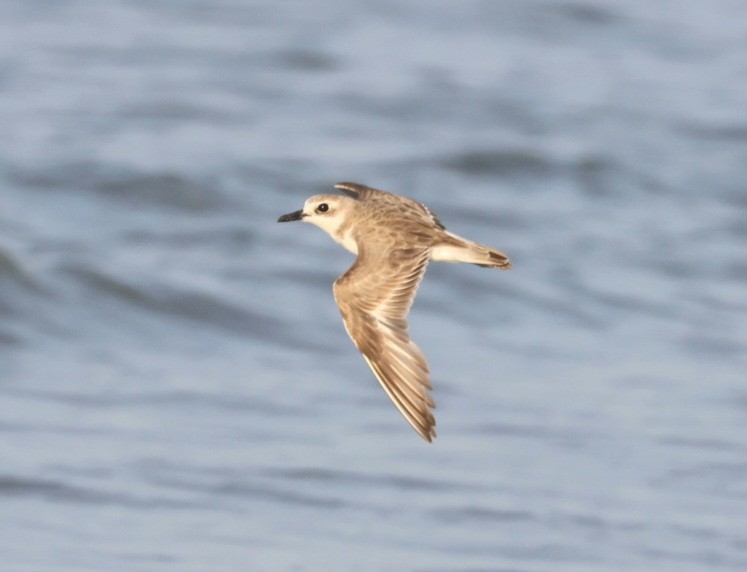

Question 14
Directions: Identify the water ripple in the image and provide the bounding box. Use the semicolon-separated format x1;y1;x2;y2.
8;162;226;212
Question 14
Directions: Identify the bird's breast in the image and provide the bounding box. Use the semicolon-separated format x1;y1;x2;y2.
335;228;359;255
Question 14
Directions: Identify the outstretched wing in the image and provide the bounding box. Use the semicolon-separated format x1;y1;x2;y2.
334;182;446;230
333;245;436;442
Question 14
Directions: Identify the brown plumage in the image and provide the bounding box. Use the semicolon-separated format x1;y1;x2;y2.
278;182;511;442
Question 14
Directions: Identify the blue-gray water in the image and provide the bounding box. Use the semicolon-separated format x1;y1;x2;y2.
2;1;746;570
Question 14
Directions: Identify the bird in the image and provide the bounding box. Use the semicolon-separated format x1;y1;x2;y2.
277;182;511;442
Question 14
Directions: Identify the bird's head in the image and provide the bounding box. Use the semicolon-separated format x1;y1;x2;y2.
277;194;355;238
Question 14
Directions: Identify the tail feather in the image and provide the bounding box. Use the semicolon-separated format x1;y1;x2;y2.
477;247;512;269
431;232;512;270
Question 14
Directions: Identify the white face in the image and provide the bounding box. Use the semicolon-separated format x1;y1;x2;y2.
300;195;351;238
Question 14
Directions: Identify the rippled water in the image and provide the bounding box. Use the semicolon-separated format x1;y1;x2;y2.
2;1;747;570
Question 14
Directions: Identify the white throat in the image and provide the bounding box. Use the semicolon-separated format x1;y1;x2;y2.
306;213;358;255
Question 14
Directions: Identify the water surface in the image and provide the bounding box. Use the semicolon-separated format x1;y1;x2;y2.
1;1;746;570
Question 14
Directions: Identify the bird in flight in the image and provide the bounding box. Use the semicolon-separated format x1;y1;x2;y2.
278;182;511;442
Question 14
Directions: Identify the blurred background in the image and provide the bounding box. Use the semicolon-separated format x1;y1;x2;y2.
1;1;746;570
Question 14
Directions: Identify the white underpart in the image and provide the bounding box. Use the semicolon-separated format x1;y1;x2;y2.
336;228;358;254
430;231;476;263
304;210;358;255
430;243;470;263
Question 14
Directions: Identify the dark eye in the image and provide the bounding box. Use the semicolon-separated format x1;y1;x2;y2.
316;203;329;213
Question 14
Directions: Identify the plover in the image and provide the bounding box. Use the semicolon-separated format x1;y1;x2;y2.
278;182;511;442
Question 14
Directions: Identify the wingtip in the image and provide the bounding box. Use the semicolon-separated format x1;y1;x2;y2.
418;417;437;443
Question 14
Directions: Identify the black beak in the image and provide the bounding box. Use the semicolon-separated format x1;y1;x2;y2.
277;209;305;223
